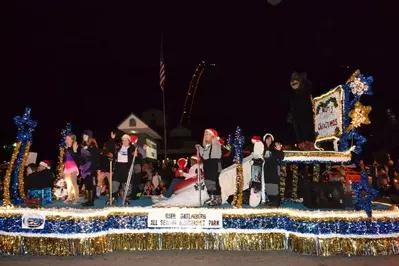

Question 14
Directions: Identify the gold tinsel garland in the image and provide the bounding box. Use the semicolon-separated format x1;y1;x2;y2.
1;233;398;256
53;147;65;196
292;164;299;199
18;141;31;201
232;164;244;208
2;141;22;206
312;164;320;182
279;164;287;201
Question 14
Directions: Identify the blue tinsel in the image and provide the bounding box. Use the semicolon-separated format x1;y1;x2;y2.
11;107;38;204
1;213;398;235
233;126;244;164
339;73;373;154
352;171;378;218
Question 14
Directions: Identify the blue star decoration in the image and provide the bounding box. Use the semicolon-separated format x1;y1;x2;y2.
13;107;38;142
352;171;378;218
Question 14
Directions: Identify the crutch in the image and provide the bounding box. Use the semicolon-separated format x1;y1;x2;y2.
196;146;202;206
109;160;113;206
122;148;137;205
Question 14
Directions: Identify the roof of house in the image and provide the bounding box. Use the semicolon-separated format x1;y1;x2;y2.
117;113;162;140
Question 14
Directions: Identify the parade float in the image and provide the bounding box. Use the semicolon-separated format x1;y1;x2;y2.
1;71;399;257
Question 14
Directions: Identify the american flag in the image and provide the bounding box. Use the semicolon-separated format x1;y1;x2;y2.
160;50;166;91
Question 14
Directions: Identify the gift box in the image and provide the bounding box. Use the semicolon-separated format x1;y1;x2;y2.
27;188;52;206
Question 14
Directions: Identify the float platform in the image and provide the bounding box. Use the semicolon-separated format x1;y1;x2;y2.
1;197;399;256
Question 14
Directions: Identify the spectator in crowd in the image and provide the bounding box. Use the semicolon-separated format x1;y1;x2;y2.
154;180;168;195
24;163;38;193
152;170;161;189
24;160;54;194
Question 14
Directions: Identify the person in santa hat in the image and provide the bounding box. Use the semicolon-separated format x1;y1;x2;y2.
175;158;189;177
152;155;206;206
181;155;203;180
196;128;223;206
262;133;284;207
152;157;195;204
106;131;147;204
25;160;54;193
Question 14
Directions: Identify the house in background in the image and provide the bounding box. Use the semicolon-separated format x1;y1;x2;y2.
140;109;198;160
117;113;162;161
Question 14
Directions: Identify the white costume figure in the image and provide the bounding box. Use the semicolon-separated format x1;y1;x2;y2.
249;136;264;207
252;136;264;159
54;178;68;200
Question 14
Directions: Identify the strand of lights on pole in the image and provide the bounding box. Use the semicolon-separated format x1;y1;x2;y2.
180;61;215;125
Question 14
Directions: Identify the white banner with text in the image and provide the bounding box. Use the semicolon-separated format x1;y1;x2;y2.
147;209;223;229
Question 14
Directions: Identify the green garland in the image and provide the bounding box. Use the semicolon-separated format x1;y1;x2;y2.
316;97;339;115
292;164;299;199
280;163;287;201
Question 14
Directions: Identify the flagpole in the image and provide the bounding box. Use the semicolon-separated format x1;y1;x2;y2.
161;36;168;161
162;88;167;161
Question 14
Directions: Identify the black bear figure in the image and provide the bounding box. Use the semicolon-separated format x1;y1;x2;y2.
287;72;315;150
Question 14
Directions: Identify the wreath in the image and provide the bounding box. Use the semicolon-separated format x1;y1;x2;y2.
316;97;339;115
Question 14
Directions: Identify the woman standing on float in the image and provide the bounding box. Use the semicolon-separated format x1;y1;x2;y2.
197;128;223;206
262;133;284;207
64;134;80;204
79;130;101;207
107;132;146;202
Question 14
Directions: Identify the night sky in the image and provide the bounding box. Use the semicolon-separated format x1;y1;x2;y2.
2;1;397;163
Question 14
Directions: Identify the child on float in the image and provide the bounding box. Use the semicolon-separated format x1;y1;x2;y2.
107;131;146;203
182;155;203;180
63;134;80;204
197;128;222;206
262;133;284;207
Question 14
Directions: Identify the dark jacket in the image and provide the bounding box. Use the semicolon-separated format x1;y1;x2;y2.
263;144;285;184
78;146;101;178
25;169;54;193
99;154;111;172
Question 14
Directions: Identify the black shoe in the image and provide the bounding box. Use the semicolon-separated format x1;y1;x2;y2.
82;190;94;207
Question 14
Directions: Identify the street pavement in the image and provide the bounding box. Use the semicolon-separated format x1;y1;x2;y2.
1;250;398;266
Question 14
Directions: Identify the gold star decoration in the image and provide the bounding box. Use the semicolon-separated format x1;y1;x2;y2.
346;101;372;132
346;69;361;84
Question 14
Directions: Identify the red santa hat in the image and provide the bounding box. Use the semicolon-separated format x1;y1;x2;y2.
205;128;220;140
177;158;188;169
39;160;51;169
263;133;274;142
130;135;138;144
252;136;261;142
